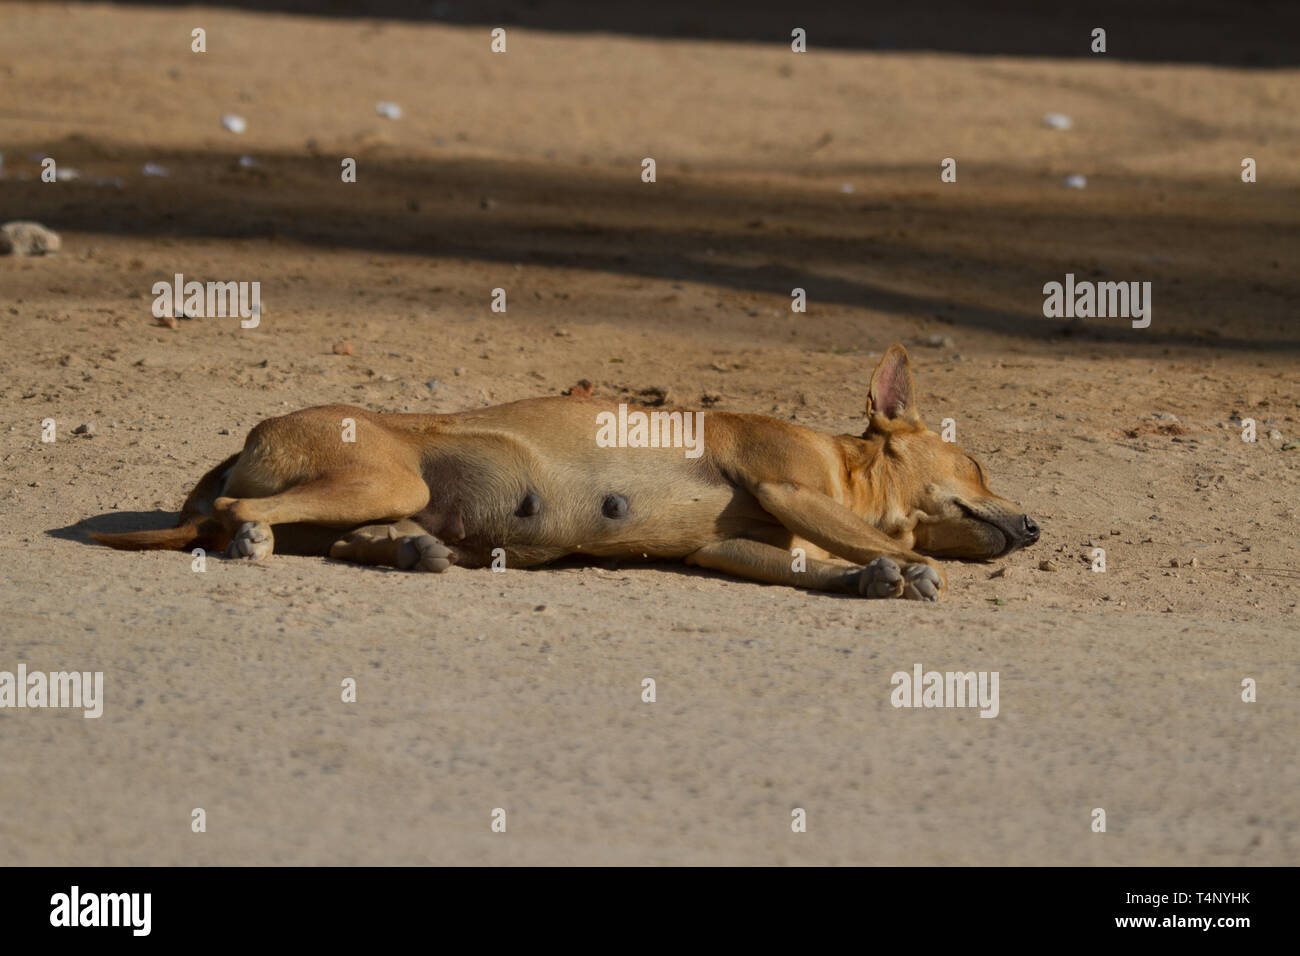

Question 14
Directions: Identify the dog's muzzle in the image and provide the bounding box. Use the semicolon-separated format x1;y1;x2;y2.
957;501;1040;555
1016;515;1040;545
996;514;1040;553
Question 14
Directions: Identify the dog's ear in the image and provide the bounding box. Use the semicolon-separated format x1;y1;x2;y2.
866;344;923;428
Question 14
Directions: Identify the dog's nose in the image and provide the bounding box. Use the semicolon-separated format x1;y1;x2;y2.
1020;515;1040;544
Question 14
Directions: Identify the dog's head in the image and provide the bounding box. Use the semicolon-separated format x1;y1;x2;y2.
859;344;1039;560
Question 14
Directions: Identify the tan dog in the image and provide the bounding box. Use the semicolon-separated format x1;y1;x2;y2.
90;344;1039;600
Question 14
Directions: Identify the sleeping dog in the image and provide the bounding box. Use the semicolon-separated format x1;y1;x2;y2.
91;344;1039;600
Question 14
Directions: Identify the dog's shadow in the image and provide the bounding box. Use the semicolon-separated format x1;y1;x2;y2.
51;517;916;596
47;510;174;544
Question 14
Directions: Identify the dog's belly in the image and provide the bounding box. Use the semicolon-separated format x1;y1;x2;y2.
412;436;763;568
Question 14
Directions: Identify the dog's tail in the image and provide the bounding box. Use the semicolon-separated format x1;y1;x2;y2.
89;452;240;552
89;517;226;551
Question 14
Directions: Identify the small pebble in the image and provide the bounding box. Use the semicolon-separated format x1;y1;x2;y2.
376;102;403;119
0;221;62;256
142;162;169;177
1038;560;1058;572
1042;112;1073;130
332;340;354;355
73;422;96;436
221;114;247;134
1063;174;1087;189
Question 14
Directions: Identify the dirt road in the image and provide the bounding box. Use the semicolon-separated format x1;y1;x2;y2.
0;3;1296;864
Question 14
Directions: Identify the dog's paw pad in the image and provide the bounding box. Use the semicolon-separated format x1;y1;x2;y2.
858;556;904;599
226;521;273;561
902;562;942;602
396;534;455;573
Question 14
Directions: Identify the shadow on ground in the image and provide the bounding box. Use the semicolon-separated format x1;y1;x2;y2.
6;137;1297;355
104;0;1300;67
48;510;175;542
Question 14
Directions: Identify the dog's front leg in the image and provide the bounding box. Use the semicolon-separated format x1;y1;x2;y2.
685;539;938;600
686;539;855;592
746;480;945;600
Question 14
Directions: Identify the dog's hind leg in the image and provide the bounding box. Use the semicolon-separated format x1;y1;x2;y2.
328;519;455;573
214;468;430;561
746;480;945;600
685;539;938;599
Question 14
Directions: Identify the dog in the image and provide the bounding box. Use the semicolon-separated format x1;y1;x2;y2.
90;344;1039;600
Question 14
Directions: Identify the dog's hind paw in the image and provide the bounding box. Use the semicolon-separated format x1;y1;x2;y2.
226;521;274;561
902;562;942;602
395;534;456;573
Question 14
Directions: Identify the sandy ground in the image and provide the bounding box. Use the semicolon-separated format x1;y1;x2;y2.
0;3;1297;865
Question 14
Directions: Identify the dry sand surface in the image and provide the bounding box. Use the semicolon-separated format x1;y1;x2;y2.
0;3;1297;865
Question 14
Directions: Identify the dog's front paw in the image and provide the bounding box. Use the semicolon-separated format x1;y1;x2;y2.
901;561;942;602
854;556;905;599
395;534;456;573
849;557;943;601
226;521;274;561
